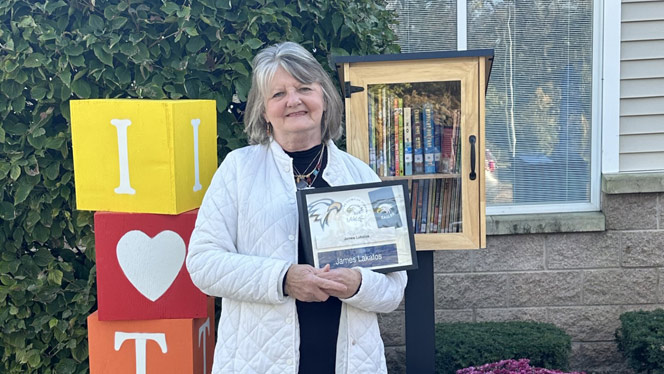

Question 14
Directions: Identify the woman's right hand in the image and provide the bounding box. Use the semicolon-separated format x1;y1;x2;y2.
284;264;347;302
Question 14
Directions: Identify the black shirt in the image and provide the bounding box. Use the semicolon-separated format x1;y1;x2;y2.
285;143;340;374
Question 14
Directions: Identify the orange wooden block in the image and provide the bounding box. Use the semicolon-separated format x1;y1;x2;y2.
88;297;215;374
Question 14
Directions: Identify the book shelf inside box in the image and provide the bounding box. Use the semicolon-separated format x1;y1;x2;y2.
336;51;491;250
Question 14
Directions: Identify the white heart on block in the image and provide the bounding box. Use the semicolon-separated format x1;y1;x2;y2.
116;230;186;302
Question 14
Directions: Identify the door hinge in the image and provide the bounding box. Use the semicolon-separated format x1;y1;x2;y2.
344;82;364;98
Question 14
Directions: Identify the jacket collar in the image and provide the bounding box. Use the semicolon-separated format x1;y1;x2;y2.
267;138;351;187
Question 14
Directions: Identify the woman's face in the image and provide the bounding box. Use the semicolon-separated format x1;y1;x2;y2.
264;66;325;149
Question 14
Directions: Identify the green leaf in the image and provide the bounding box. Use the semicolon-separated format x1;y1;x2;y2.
14;181;34;204
31;85;48;100
245;38;263;49
1;80;23;98
64;44;85;56
110;16;128;30
186;36;206;53
161;2;180;15
23;53;47;68
0;202;15;220
183;26;199;36
34;249;56;266
10;164;21;180
93;45;114;66
89;14;104;31
71;79;91;98
3;59;19;73
26;349;41;368
230;62;248;76
43;162;60;180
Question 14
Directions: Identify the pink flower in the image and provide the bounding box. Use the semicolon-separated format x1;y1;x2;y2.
456;359;586;374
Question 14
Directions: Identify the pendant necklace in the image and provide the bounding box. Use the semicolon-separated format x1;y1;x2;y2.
293;144;325;190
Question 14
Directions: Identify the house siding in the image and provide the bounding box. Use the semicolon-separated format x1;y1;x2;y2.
620;0;664;172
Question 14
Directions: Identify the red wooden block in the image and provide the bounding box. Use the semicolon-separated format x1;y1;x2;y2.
89;297;215;374
95;210;206;321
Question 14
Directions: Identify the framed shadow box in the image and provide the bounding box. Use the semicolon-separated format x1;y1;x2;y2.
296;181;418;273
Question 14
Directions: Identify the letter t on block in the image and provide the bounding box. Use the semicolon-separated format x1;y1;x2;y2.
115;332;167;374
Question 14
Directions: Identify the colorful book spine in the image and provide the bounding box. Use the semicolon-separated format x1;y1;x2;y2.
413;108;424;174
386;94;394;176
417;179;425;233
427;178;436;233
381;88;388;177
437;179;445;232
410;179;419;231
420;179;430;233
404;107;413;176
431;179;441;233
393;98;401;176
376;89;384;176
397;99;404;176
423;104;436;174
451;109;461;173
433;111;442;173
368;92;376;172
442;179;451;232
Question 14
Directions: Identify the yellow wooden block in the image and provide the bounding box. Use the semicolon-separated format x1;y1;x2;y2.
71;99;217;214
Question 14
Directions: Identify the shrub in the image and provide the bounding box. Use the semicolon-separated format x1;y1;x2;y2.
436;321;573;374
616;309;664;373
457;358;585;374
0;0;399;372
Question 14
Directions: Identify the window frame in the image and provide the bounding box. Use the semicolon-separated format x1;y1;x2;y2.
451;0;608;215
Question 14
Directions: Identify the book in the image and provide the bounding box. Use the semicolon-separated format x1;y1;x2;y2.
375;89;384;176
413;108;424;174
381;88;388;177
393;98;401;176
428;178;436;233
420;179;430;233
442;179;451;232
368;91;376;172
403;107;413;175
386;93;393;176
432;179;441;233
433;111;442;173
423;104;436;173
397;99;404;176
416;179;425;233
410;179;419;231
437;178;445;232
452;178;462;232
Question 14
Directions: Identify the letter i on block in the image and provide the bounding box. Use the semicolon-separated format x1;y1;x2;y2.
88;297;215;374
94;210;206;321
70;99;217;214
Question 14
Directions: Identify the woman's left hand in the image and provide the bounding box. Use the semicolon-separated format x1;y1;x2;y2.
318;268;362;299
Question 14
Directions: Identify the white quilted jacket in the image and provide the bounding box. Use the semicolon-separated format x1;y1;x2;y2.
186;139;407;374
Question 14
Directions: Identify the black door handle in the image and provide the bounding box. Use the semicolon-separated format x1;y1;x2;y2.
469;135;476;180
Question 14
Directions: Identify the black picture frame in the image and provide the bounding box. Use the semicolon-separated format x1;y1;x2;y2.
296;180;418;273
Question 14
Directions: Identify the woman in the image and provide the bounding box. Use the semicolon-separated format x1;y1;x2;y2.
186;41;407;374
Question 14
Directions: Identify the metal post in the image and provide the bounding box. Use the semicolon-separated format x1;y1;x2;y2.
405;250;435;373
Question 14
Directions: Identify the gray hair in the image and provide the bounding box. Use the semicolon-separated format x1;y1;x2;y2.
243;41;344;145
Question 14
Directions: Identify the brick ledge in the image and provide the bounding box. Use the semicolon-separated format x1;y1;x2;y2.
602;171;664;194
487;212;605;235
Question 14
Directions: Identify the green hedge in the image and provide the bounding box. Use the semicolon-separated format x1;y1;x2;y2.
616;309;664;373
0;1;399;372
435;321;573;374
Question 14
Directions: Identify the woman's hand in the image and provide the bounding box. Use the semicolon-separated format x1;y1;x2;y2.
317;268;362;299
284;264;347;302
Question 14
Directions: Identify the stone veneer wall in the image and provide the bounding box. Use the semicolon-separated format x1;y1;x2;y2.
380;190;664;374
